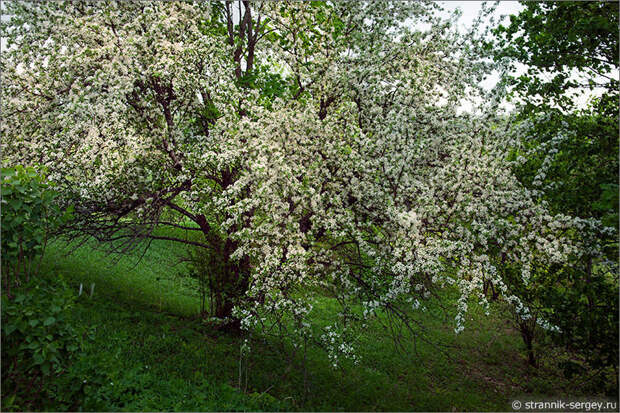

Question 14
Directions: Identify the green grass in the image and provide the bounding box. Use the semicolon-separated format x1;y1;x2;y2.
30;234;586;411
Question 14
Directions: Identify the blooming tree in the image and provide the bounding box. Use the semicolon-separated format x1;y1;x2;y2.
1;1;595;361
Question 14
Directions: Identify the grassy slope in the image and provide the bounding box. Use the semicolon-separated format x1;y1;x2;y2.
38;235;580;411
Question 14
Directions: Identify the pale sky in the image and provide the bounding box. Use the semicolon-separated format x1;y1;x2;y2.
440;1;524;32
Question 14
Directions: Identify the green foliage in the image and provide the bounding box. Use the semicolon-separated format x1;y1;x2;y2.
236;65;292;109
512;99;619;225
493;1;618;113
498;252;619;394
1;277;86;410
492;2;619;385
593;183;619;232
495;219;619;392
545;263;619;395
1;165;73;287
58;356;286;411
256;70;290;109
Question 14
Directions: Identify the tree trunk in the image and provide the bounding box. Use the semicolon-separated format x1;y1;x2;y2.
209;237;250;334
196;211;251;333
519;321;537;367
490;282;499;301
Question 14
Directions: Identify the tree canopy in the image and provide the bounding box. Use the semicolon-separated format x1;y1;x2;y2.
493;1;618;113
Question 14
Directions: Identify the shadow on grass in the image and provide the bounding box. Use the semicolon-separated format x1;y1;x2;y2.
37;237;580;411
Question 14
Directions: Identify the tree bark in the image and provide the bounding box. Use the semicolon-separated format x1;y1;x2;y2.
200;225;250;334
519;321;537;367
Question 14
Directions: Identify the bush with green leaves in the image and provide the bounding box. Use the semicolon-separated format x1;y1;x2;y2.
546;263;619;395
492;238;618;394
1;277;87;411
1;165;73;293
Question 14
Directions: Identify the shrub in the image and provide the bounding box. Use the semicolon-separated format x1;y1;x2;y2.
1;165;73;293
1;277;86;411
497;252;619;395
545;261;619;395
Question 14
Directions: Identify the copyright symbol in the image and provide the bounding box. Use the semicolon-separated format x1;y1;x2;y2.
512;400;522;410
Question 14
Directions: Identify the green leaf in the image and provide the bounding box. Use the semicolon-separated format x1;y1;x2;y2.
4;324;17;335
9;199;23;210
33;353;44;365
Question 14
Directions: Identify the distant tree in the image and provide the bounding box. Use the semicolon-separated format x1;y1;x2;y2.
494;1;618;114
492;1;618;388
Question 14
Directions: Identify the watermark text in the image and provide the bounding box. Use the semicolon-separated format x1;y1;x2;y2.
511;398;618;412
